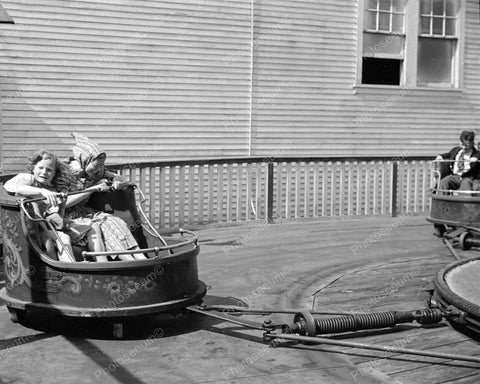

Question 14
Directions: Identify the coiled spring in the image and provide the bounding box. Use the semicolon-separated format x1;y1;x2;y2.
314;312;396;334
289;308;444;336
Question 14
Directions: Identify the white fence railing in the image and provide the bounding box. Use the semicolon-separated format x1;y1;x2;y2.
109;156;434;228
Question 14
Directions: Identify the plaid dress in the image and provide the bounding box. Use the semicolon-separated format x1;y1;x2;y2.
62;170;138;252
91;212;138;251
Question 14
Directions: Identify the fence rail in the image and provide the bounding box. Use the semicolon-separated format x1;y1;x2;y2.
107;156;434;228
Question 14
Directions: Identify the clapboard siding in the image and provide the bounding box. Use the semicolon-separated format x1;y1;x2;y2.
1;0;480;174
0;0;252;172
465;0;480;100
251;0;480;158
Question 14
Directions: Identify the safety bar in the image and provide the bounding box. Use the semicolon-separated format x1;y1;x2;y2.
18;182;142;221
432;189;480;195
81;228;198;261
429;158;479;170
19;199;76;262
18;182;180;262
18;185;104;205
132;185;169;248
429;160;444;180
429;160;480;195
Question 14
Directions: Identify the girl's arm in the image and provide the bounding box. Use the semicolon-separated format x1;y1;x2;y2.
65;190;94;208
16;185;60;206
4;174;59;206
64;181;110;208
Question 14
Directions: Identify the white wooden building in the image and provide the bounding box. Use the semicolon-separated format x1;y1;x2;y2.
0;1;478;227
0;0;478;174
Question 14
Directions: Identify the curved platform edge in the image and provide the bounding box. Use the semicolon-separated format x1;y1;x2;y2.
433;259;480;333
0;281;207;318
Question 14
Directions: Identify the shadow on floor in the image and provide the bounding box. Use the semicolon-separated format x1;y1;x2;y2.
7;294;249;341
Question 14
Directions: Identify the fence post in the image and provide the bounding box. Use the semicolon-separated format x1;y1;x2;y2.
266;162;274;223
391;161;398;217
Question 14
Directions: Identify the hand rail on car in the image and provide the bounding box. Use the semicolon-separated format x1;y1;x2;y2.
17;184;110;224
19;198;76;262
18;185;102;205
430;159;480;195
429;158;479;171
429;159;459;180
433;189;480;195
429;159;443;181
80;228;198;261
130;184;169;249
106;182;170;249
17;184;186;261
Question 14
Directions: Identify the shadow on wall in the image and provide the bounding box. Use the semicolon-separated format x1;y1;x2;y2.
0;83;72;174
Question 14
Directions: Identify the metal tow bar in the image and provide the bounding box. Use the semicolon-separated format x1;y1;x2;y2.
187;305;480;364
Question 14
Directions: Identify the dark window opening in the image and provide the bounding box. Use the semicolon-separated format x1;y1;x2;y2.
362;58;401;85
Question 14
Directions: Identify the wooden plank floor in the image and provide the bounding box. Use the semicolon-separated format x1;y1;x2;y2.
1;214;480;383
195;215;480;383
311;257;480;383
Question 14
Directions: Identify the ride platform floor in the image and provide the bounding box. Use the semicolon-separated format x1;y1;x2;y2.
1;214;479;384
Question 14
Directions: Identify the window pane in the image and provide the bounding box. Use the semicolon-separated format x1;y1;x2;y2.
445;0;459;16
379;12;391;31
367;0;378;9
445;18;456;35
363;32;404;56
420;0;432;14
362;57;401;85
433;0;445;15
365;10;377;30
392;14;404;33
432;17;444;34
420;16;431;34
379;0;391;11
392;0;405;13
417;37;454;86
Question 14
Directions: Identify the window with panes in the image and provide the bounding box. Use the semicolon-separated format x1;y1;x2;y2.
359;0;461;88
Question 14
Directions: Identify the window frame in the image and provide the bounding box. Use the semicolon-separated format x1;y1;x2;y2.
364;0;406;34
355;0;465;89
